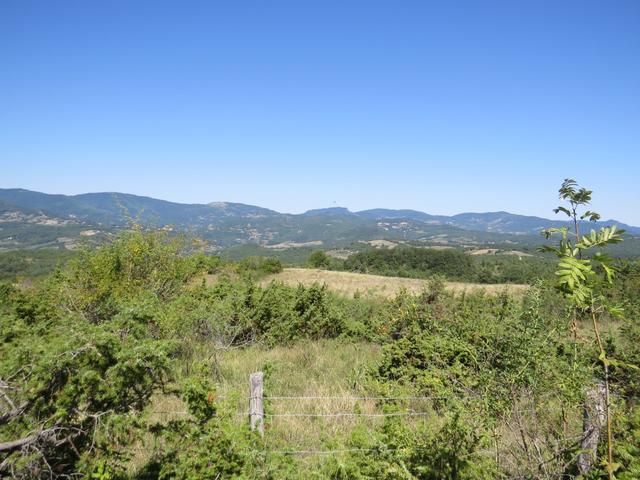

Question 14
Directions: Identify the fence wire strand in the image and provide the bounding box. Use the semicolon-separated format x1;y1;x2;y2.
261;395;468;401
265;411;431;418
263;447;397;455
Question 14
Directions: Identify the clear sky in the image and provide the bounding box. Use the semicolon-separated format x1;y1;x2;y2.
1;1;639;223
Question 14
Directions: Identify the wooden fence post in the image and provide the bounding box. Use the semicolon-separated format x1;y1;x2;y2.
249;372;264;436
577;381;606;475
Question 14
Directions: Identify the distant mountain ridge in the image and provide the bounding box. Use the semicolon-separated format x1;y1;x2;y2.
0;188;638;252
356;208;639;236
0;188;280;226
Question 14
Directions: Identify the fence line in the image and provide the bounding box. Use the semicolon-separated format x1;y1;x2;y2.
262;395;470;401
264;447;397;455
227;395;476;401
149;408;565;417
225;393;593;402
150;374;585;421
145;372;590;458
265;411;432;418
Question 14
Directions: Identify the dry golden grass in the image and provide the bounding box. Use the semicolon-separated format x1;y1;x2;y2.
259;268;529;299
132;340;400;470
132;340;585;475
212;340;389;449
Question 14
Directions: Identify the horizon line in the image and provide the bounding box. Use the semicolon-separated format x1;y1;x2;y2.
1;186;635;227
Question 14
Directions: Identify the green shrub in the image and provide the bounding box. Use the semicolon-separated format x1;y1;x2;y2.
54;228;199;322
238;256;283;276
309;250;331;269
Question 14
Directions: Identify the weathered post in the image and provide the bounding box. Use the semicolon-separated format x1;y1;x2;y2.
249;372;264;436
577;381;607;475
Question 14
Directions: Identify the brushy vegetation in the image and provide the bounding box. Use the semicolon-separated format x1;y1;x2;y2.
1;183;640;479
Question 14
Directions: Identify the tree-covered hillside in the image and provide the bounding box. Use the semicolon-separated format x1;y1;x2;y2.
3;188;640;254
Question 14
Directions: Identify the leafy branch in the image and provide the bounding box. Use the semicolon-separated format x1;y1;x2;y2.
541;179;624;478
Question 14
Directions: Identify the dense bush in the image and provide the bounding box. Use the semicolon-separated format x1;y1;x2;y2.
473;254;555;283
238;255;283;275
0;291;176;478
325;412;498;480
308;250;331;269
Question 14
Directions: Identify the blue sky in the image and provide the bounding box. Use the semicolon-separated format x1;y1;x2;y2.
1;1;639;223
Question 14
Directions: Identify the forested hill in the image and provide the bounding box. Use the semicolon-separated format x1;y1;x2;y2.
1;188;639;252
356;209;640;235
0;188;280;225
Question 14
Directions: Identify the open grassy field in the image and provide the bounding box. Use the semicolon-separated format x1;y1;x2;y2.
258;267;529;298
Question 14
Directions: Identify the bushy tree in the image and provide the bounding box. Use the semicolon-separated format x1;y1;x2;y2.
0;229;197;478
308;250;331;269
0;295;175;478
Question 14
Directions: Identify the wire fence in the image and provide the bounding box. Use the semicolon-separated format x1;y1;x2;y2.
264;447;397;455
149;407;578;418
266;411;433;418
210;394;479;401
149;393;586;417
262;395;466;400
127;372;605;480
142;372;594;458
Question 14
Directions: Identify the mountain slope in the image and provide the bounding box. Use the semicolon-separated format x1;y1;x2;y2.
0;189;279;226
447;211;640;235
357;208;640;236
1;188;638;253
